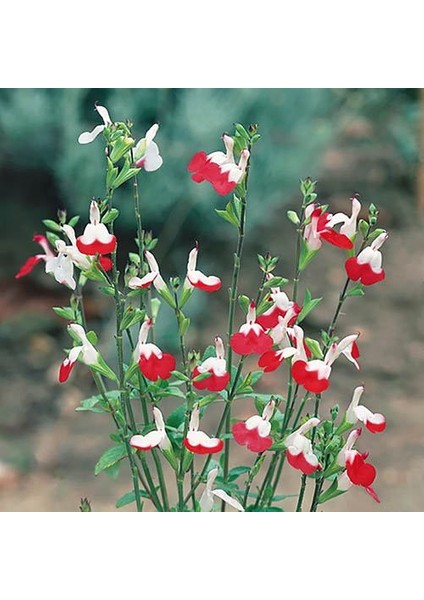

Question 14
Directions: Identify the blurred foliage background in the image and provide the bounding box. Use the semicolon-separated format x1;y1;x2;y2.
0;88;422;511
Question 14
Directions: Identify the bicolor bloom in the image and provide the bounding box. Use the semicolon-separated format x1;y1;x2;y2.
59;324;99;383
331;196;362;240
187;134;250;195
183;406;223;454
284;417;321;475
78;104;112;144
16;234;55;279
256;281;301;330
128;250;167;291
76;201;117;256
199;467;244;512
291;326;359;393
183;243;221;293
345;231;388;286
192;336;230;392
336;429;380;502
232;400;275;453
130;407;171;451
303;204;354;251
61;224;112;272
230;301;273;356
258;309;298;373
133;124;163;171
133;318;176;381
345;386;386;433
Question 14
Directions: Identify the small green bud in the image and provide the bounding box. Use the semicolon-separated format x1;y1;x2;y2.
331;404;339;422
79;497;92;512
287;210;300;225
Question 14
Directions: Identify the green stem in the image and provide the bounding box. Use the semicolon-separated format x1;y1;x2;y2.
138;454;163;511
243;454;264;507
177;476;185;512
296;475;308;512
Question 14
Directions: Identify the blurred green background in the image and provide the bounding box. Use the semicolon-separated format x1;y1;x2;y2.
0;89;422;511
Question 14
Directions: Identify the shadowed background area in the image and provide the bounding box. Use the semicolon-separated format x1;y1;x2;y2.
0;88;422;511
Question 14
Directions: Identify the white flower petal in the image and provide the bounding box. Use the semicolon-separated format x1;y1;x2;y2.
78;124;106;144
212;489;244;512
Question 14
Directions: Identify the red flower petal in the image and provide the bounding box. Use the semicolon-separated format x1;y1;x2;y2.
187;151;208;174
286;449;320;475
76;236;117;256
232;422;272;453
346;453;376;487
320;229;353;249
258;350;284;373
230;329;273;356
291;361;329;393
59;359;76;383
98;256;113;271
192;367;230;392
345;258;385;286
183;438;223;455
15;255;43;278
365;419;386;434
139;353;176;381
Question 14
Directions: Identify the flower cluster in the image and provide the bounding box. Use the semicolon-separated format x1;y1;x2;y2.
17;107;389;512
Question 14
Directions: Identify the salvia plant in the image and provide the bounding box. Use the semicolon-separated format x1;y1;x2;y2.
16;105;388;512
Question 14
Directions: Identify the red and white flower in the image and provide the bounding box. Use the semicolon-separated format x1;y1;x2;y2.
130;407;171;451
291;326;359;393
284;417;321;475
16;234;55;279
232;400;275;453
258;309;298;373
199;467;244;512
345;386;386;433
78;105;112;144
59;324;99;383
303;204;354;251
332;196;362;240
187;134;249;195
256;279;301;330
345;231;388;286
133;124;163;171
45;240;77;290
76;200;117;256
183;406;223;455
183;243;221;293
133;318;176;381
192;336;230;392
336;429;380;502
128;250;167;291
230;301;273;356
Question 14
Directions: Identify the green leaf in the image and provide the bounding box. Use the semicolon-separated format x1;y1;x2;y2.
263;276;289;289
120;306;146;331
68;215;80;228
98;285;116;296
102;208;120;224
298;291;322;323
305;337;323;359
86;330;98;345
346;282;365;297
42;219;62;233
116;490;148;508
245;506;284;512
215;201;240;228
287;210;300;225
52;306;75;320
167;403;187;430
46;231;60;246
95;444;129;475
76;395;107;414
198;393;220;408
299;240;318;271
238;295;250;315
228;466;251;482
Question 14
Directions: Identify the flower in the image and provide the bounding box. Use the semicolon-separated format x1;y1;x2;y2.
336;429;380;502
192;336;230;392
183;406;223;454
230;301;273;356
78;105;112;144
303;204;354;251
187;134;249;195
256;279;301;330
345;386;386;433
284;417;321;475
258;309;298;373
130;407;171;451
16;234;55;279
133;318;176;381
59;324;99;383
345;231;388;286
128;250;167;291
133;124;163;171
183;243;221;293
199;467;244;512
291;326;359;393
232;400;275;453
45;240;77;290
76;201;117;256
334;196;362;240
